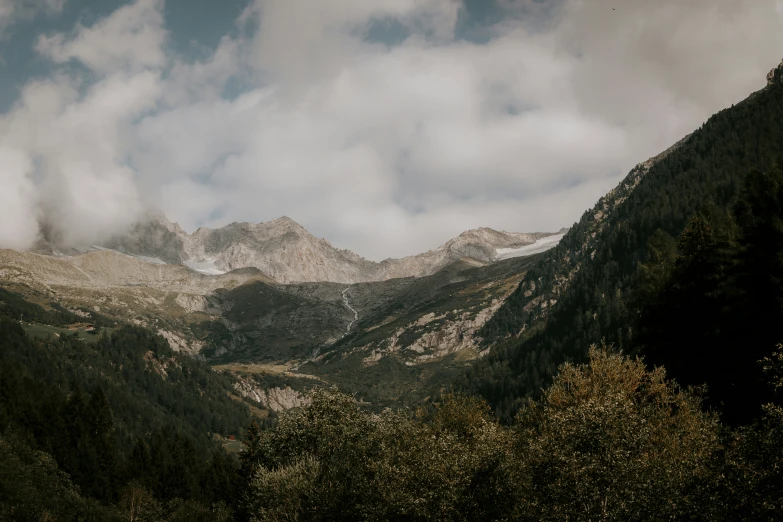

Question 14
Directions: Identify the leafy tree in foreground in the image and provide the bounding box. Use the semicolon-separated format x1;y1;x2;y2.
719;344;783;521
513;345;721;521
244;348;723;521
0;433;122;522
245;389;516;521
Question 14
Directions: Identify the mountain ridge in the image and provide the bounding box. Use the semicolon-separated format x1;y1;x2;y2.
90;214;564;284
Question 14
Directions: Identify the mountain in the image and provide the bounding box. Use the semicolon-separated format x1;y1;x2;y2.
2;211;563;412
102;214;562;284
0;243;551;407
463;57;783;421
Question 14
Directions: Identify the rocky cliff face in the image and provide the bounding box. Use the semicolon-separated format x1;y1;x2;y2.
0;248;271;293
184;217;378;283
103;212;189;265
767;58;783;86
102;215;562;284
233;378;308;411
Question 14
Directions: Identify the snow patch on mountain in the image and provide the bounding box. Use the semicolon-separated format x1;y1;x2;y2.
496;233;565;260
183;258;226;275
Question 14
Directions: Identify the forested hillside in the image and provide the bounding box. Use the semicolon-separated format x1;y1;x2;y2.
0;290;263;520
464;68;783;421
633;166;783;424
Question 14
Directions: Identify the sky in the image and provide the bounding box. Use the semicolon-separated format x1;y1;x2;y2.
0;0;782;260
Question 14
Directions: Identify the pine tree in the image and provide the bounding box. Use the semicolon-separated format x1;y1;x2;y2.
87;387;118;502
236;421;264;522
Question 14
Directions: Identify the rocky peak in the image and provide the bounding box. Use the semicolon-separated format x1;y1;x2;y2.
103;211;188;264
258;217;312;239
270;216;305;229
457;227;515;242
767;58;783;86
452;227;551;250
89;213;562;284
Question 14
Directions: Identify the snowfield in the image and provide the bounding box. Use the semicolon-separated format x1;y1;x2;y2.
495;233;565;260
183;259;227;275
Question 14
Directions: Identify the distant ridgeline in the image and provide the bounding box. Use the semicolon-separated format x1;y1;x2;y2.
465;62;783;423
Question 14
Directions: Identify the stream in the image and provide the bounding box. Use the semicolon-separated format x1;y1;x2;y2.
342;286;358;333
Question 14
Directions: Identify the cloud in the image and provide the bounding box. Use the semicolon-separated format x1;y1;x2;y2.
231;0;462;101
0;0;66;34
1;73;159;245
0;1;13;27
0;147;38;249
1;0;782;259
36;0;165;73
551;1;783;142
1;0;162;248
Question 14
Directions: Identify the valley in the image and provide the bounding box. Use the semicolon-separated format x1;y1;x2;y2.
0;221;560;412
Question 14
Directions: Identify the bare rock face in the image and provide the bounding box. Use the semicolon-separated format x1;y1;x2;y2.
0;248;271;293
374;227;560;281
184;217;378;283
361;298;506;366
101;215;563;284
233;379;308;411
767;58;783;86
104;212;188;265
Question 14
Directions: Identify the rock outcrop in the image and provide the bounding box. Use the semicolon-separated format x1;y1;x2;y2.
767;58;783;86
104;212;189;265
234;379;308;411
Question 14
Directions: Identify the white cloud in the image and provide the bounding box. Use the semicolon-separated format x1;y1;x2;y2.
36;0;164;73
1;0;783;259
1;0;162;248
234;0;461;97
1;71;159;245
0;147;38;249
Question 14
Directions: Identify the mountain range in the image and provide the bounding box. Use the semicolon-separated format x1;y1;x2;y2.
94;214;564;284
30;212;565;284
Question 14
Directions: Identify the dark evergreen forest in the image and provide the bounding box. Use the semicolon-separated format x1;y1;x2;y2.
0;304;254;520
